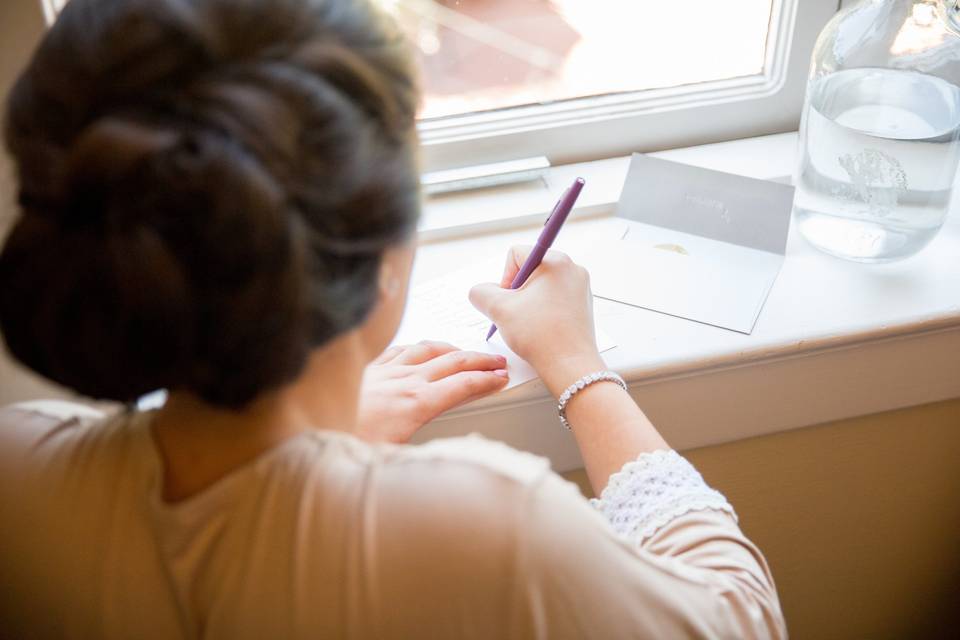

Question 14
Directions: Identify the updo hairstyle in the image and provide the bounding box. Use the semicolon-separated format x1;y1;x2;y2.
0;0;421;407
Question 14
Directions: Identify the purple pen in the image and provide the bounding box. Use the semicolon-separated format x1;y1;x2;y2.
486;177;585;341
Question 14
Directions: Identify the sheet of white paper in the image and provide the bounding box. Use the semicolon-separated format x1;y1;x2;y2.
394;259;617;390
573;221;783;334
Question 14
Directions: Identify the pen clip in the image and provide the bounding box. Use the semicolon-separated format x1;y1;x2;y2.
544;188;569;226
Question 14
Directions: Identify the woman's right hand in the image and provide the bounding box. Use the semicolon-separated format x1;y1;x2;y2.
469;246;606;397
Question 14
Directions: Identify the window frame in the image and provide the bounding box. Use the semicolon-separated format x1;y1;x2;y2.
418;0;842;172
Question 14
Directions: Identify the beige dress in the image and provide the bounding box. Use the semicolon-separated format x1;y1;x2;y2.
0;400;785;639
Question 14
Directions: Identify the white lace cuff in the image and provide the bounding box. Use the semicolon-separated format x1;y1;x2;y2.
590;449;736;544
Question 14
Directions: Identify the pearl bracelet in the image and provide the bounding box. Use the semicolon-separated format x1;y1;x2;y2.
557;370;627;430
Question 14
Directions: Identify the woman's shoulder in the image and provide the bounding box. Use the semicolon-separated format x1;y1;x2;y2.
290;431;618;635
0;398;105;423
0;401;148;544
393;433;553;484
0;400;107;450
304;430;557;497
301;431;566;534
302;433;575;586
0;400;139;474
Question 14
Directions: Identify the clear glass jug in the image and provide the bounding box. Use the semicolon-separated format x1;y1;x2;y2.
794;0;960;262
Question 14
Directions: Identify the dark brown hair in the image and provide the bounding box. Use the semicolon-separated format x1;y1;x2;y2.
0;0;420;407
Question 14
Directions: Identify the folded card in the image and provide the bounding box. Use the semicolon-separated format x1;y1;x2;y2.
393;257;616;390
575;154;794;334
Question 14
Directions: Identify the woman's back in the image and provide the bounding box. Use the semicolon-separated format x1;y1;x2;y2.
0;402;782;639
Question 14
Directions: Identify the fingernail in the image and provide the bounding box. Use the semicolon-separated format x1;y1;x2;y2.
496;355;507;365
493;369;509;378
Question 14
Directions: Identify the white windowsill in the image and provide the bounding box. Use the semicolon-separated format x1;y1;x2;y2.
418;133;798;241
408;132;960;472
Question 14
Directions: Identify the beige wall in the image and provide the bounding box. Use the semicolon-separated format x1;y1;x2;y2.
565;398;960;639
0;0;44;236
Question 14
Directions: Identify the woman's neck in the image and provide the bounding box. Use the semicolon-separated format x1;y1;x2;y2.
152;332;369;502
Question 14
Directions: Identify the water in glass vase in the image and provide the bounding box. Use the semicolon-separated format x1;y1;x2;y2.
794;67;960;262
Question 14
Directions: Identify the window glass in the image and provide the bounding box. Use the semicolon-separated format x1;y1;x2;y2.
47;0;777;122
380;0;775;119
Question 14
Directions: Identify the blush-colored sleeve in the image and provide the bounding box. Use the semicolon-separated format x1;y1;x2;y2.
513;450;786;639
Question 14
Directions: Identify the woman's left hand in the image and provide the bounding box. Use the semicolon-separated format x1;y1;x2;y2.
356;341;509;443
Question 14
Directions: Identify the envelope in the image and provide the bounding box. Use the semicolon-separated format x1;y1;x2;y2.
578;154;794;334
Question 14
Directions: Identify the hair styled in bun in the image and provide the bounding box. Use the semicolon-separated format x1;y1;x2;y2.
0;0;421;407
